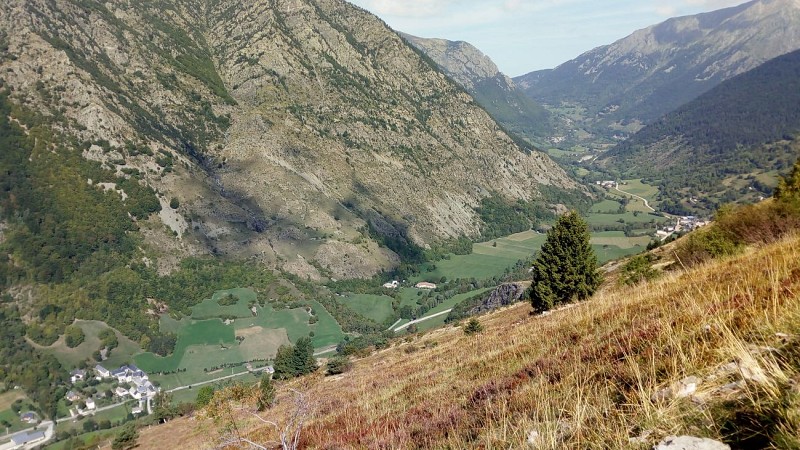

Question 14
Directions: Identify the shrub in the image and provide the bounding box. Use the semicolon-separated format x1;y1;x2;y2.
620;254;660;286
463;318;483;336
64;325;85;348
169;197;180;209
326;357;353;375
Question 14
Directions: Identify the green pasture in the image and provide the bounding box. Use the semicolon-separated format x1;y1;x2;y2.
417;231;547;282
136;289;344;389
190;288;257;319
619;179;660;203
338;294;394;323
586;211;663;227
0;407;28;434
590;199;623;213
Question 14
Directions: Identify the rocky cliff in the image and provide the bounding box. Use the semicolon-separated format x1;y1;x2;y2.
0;0;579;278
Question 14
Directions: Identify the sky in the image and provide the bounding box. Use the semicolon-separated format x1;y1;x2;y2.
347;0;750;77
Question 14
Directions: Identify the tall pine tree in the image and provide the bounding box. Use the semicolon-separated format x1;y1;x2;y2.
292;336;316;375
530;210;600;312
273;344;295;379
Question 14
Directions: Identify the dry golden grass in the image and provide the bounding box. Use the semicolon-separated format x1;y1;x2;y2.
136;234;800;449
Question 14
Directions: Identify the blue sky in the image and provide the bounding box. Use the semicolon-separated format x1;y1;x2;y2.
348;0;749;76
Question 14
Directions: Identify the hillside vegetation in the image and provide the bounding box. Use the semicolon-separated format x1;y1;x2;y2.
598;49;800;214
128;166;800;448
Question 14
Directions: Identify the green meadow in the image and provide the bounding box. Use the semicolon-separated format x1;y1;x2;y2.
135;289;344;389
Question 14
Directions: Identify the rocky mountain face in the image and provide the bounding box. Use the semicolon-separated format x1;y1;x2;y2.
515;0;800;138
401;33;550;144
0;0;579;279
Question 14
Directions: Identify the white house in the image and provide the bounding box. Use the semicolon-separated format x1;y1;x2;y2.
382;280;399;289
70;369;86;384
414;282;437;289
95;364;110;378
85;398;96;410
115;387;129;398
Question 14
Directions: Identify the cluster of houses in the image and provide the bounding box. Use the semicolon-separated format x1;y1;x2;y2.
656;216;710;240
65;364;159;416
382;280;438;290
596;180;618;189
97;364;159;400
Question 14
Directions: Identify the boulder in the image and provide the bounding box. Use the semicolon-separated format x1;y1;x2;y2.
653;436;729;450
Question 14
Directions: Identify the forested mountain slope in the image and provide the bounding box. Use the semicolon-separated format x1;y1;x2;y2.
597;49;800;213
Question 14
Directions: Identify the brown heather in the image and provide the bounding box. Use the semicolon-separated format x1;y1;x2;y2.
129;230;800;449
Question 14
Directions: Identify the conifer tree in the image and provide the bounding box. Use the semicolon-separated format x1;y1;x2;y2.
273;344;295;379
530;210;600;312
256;374;275;411
292;336;316;375
774;157;800;203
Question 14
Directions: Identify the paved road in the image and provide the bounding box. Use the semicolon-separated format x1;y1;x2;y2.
393;309;453;332
614;185;656;212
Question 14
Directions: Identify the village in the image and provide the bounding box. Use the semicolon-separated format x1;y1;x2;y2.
3;364;160;449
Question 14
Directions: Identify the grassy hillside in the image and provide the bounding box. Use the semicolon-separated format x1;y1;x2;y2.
129;204;800;448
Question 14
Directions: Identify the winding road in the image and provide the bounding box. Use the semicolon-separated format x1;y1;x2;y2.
613;184;656;212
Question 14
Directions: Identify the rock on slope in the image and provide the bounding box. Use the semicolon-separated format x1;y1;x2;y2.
515;0;800;135
0;0;579;278
402;33;550;144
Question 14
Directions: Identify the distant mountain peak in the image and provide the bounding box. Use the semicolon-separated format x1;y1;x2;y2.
515;0;800;134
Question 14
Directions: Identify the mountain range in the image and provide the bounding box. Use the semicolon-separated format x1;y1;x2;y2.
515;0;800;140
596;48;800;213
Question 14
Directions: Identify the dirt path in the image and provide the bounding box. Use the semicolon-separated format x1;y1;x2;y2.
614;185;656;213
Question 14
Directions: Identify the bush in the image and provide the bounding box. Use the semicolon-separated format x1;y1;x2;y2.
326;357;353;375
463;318;483;336
64;325;85;348
674;226;741;267
169;197;180;209
620;254;661;286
